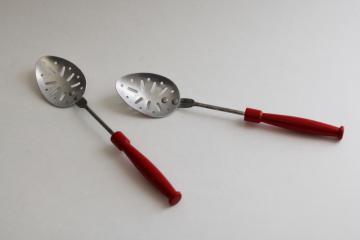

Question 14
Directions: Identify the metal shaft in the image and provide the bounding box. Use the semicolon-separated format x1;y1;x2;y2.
179;98;244;115
194;102;245;115
84;105;114;135
76;98;114;135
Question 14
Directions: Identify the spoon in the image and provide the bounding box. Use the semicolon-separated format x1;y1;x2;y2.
116;73;344;140
36;57;181;206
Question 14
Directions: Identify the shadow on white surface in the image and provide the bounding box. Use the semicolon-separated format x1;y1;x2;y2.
24;69;44;101
101;144;173;209
240;122;341;143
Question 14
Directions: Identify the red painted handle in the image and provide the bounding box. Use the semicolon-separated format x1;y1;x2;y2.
244;108;344;140
111;131;181;206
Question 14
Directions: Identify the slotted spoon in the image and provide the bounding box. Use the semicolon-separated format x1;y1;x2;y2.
116;73;344;139
36;57;181;206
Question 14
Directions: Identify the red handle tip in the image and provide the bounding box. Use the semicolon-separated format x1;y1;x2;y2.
338;126;344;140
169;191;182;206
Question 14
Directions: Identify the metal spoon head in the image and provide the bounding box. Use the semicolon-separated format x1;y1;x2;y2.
35;56;86;108
116;73;180;118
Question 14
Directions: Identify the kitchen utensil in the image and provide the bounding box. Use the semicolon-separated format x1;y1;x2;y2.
36;57;181;206
116;73;344;139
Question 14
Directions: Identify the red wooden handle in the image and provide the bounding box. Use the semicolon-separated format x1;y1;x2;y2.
244;108;344;140
111;131;181;206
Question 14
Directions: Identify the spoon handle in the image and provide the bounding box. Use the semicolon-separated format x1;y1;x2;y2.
111;131;182;206
244;108;344;140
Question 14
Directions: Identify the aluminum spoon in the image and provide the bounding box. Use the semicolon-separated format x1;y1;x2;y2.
116;73;344;140
36;57;181;206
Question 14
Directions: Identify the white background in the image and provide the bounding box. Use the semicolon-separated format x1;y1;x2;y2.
0;0;359;239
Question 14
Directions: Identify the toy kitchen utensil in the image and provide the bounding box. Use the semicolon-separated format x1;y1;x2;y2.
116;73;344;140
36;57;181;206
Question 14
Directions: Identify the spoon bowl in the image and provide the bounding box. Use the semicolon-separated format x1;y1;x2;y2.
116;73;180;118
35;56;86;108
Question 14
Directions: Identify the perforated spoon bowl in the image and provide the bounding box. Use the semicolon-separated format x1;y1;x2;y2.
36;57;181;206
117;73;344;139
116;73;181;118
